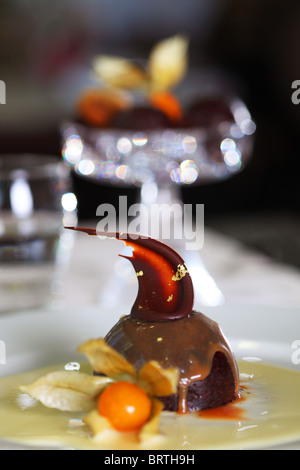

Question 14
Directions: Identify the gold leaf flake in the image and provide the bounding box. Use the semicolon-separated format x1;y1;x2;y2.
172;264;189;281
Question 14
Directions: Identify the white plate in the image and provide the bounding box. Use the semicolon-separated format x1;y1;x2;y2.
0;302;300;450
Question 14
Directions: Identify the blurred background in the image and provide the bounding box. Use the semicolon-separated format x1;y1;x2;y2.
1;0;300;268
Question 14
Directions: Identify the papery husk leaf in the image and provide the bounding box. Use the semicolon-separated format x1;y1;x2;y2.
93;56;149;89
148;35;189;91
138;360;179;397
19;371;112;412
78;338;137;380
83;410;113;436
139;398;164;442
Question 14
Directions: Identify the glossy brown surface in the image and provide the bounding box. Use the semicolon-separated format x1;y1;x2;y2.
66;227;194;321
105;311;239;413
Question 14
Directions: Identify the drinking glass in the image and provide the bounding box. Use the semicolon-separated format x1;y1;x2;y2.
0;155;77;313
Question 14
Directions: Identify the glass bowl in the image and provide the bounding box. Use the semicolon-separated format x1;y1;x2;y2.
61;98;255;190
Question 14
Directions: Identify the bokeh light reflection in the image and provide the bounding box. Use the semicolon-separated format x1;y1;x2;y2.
77;159;95;176
132;132;148;146
116;137;132;154
170;160;199;185
180;159;199;184
116;164;132;182
61;192;78;212
62;135;83;165
182;134;197;154
96;160;116;179
220;138;236;153
224;149;242;168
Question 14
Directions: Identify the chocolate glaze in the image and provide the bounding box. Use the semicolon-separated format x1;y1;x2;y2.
66;227;239;412
104;312;239;413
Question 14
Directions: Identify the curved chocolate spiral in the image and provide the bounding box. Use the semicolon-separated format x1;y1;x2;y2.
66;227;194;321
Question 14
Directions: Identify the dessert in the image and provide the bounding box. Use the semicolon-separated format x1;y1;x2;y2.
76;34;235;132
75;35;189;130
67;227;240;414
2;228;300;450
17;228;239;441
62;35;253;189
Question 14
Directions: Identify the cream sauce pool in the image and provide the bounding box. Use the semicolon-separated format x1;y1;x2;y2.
0;360;300;450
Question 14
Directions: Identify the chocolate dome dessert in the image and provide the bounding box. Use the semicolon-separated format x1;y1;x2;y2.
68;227;239;413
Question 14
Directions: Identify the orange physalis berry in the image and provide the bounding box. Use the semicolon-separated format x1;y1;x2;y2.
77;89;129;127
98;381;152;432
148;91;182;123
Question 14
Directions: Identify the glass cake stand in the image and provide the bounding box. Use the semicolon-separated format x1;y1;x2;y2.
61;97;255;309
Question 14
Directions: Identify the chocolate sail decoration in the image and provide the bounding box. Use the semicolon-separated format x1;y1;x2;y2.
66;227;194;321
